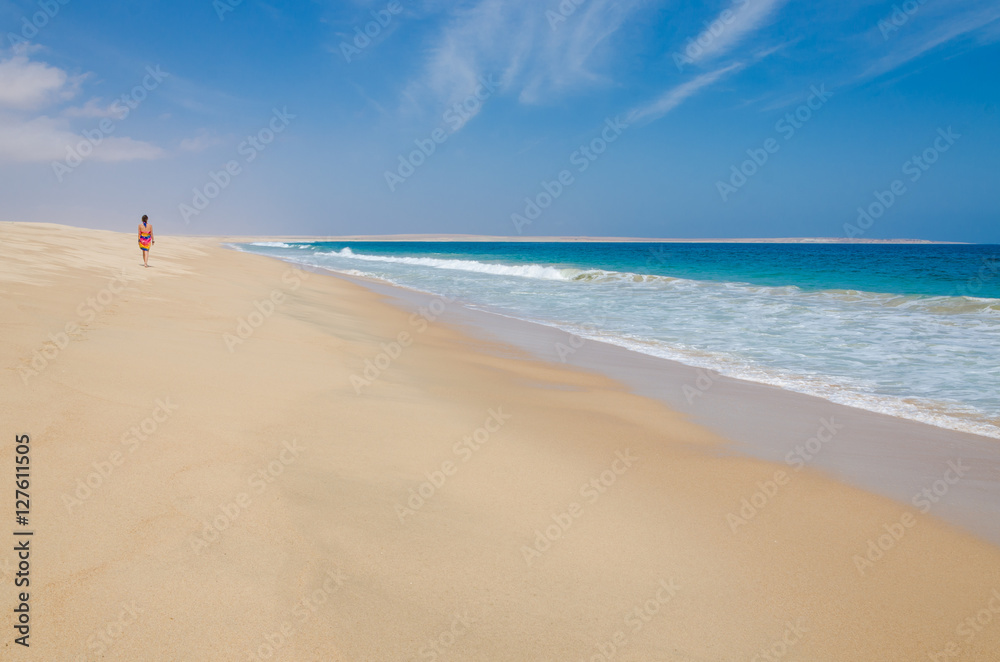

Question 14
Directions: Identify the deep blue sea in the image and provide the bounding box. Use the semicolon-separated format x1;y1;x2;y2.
238;241;1000;438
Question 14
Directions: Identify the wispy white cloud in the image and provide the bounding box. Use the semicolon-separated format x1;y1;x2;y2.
403;0;787;131
403;0;652;125
681;0;788;65
519;0;645;103
628;63;744;124
405;0;519;118
861;5;1000;81
623;0;785;124
750;39;794;62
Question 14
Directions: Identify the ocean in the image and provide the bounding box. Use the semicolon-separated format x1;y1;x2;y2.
237;241;1000;439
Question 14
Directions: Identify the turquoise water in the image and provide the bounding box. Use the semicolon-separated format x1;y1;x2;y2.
238;241;1000;438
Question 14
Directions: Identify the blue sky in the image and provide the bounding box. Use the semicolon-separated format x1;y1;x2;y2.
1;0;998;241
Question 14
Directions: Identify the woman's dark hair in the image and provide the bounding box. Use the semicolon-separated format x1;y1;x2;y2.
142;215;148;222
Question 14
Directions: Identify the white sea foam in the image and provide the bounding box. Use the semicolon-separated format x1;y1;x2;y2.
543;322;1000;439
250;241;294;248
319;247;576;280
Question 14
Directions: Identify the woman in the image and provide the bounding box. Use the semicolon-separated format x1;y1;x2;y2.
138;215;154;267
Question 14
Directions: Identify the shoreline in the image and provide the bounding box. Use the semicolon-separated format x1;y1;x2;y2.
265;256;1000;547
2;222;999;660
226;240;1000;442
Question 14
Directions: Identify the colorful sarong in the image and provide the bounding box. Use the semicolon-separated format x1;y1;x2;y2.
139;230;152;251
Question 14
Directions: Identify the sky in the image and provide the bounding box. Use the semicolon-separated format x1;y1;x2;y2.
0;0;998;241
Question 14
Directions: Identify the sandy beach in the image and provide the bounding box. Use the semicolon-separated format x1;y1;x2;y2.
2;221;1000;661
